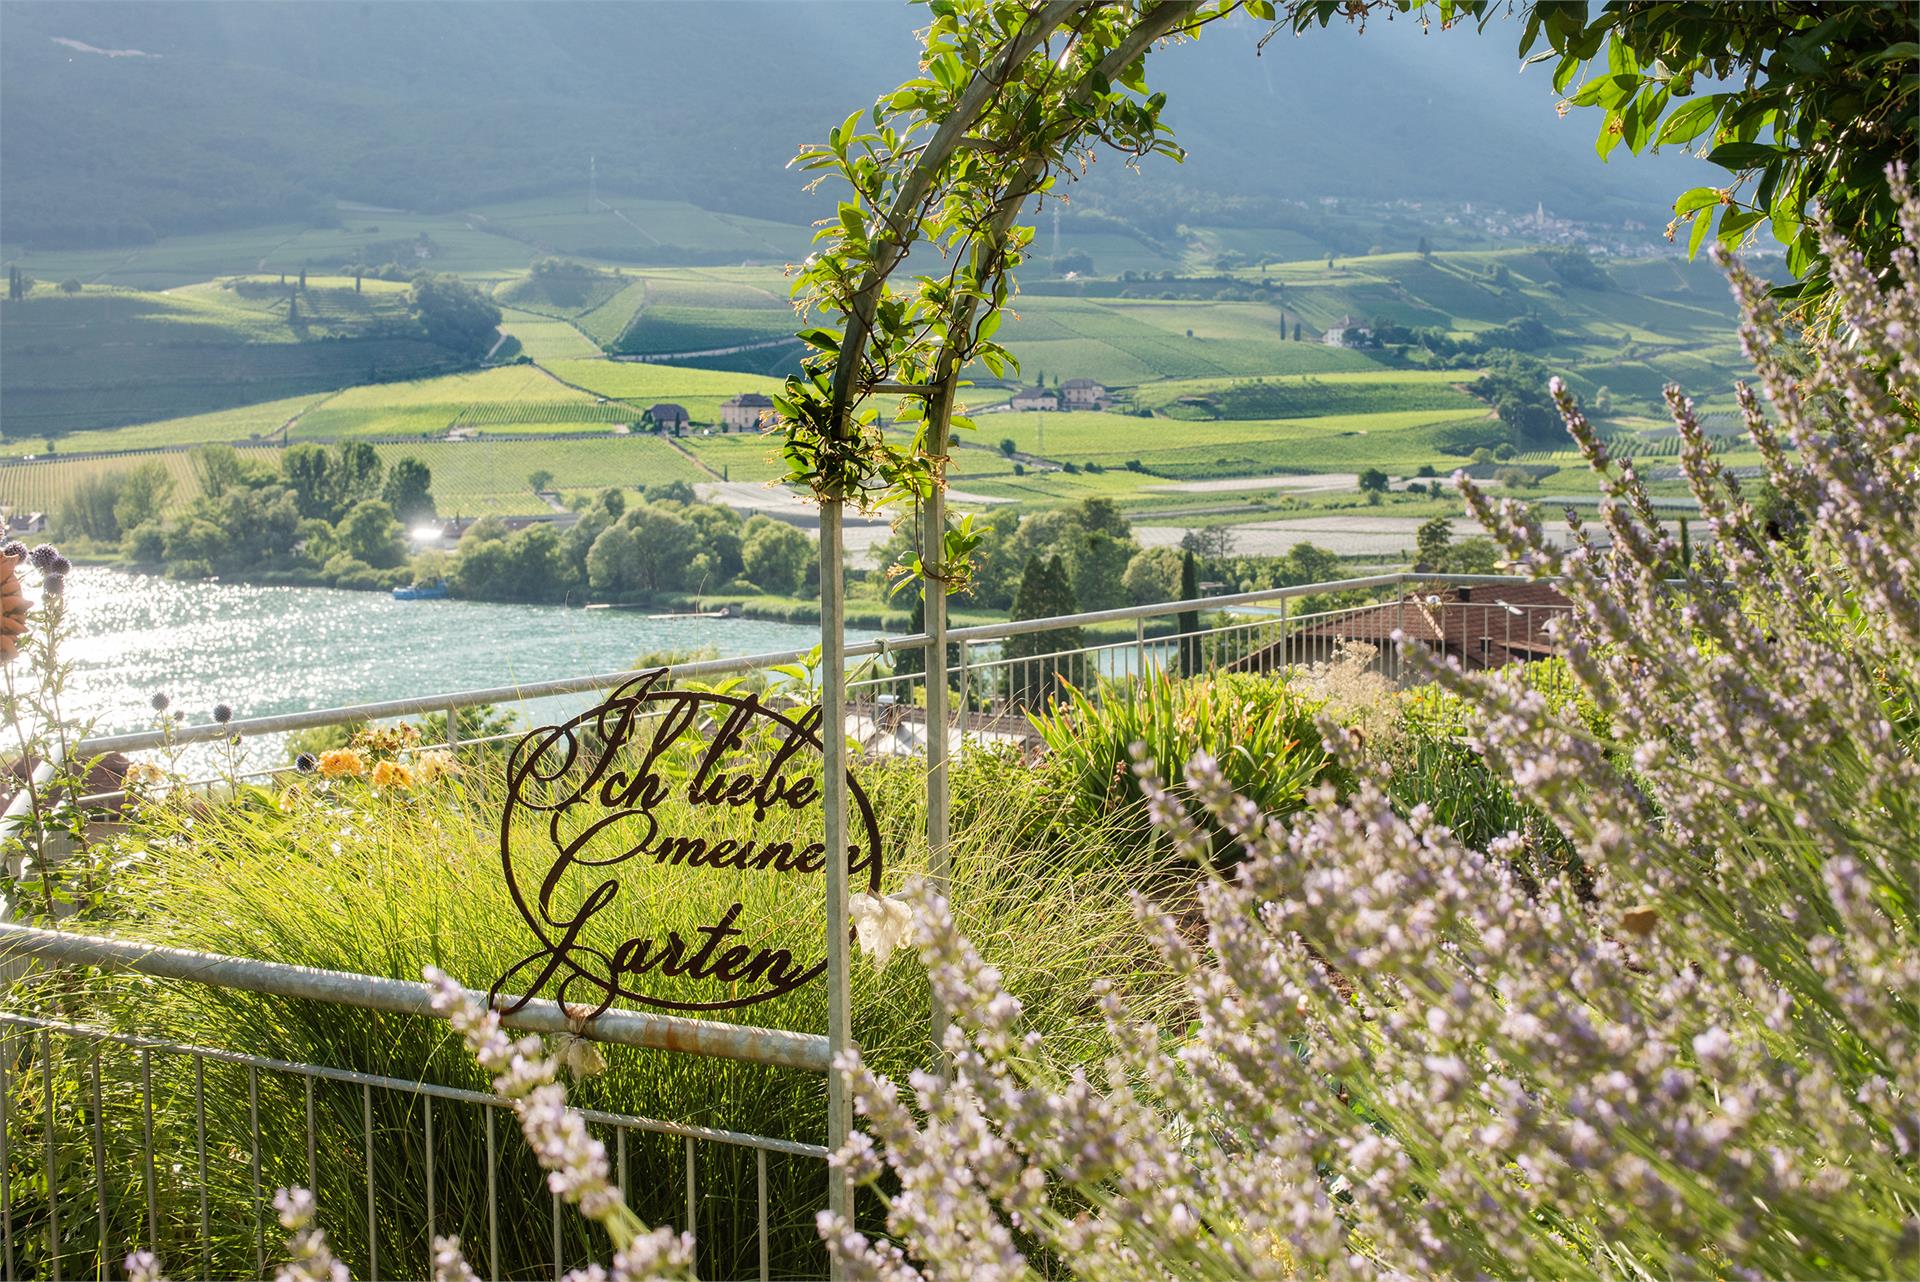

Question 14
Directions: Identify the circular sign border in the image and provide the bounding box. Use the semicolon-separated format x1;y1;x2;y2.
493;673;885;1015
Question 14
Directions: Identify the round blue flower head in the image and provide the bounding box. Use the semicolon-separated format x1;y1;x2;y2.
42;574;64;598
150;693;170;712
213;704;234;725
50;555;71;577
295;753;318;774
2;542;25;560
28;544;58;573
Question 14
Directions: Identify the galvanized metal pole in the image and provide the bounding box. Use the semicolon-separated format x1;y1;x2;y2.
818;499;854;1246
922;382;954;1057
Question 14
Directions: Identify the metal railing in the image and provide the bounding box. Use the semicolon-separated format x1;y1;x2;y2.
5;571;1571;1279
73;573;1543;761
0;925;827;1281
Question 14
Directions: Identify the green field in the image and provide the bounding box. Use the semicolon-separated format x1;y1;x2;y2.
495;308;604;362
571;280;651;349
466;195;808;265
0;393;328;459
545;359;788;423
384;436;709;515
1134;369;1480;419
991;294;1385;387
982;407;1499;478
1;212;541;290
677;433;790;483
493;269;630;318
288;365;619;439
605;270;799;356
1;226;1753;547
0;447;283;519
0;283;467;440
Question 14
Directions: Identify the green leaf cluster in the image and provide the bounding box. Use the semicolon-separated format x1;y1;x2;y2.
1287;1;1916;320
779;0;1240;587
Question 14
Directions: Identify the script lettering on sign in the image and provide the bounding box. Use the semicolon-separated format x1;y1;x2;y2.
490;669;882;1015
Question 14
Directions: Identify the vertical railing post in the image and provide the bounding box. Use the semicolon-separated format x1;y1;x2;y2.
444;702;461;756
1135;617;1146;683
955;639;971;764
819;500;854;1250
1279;593;1289;671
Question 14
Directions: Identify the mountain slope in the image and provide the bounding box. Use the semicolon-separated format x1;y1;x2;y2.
5;3;1716;251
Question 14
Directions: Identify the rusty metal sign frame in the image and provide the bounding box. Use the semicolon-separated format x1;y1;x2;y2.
488;669;884;1017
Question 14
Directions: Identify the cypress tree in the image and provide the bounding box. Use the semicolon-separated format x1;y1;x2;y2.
1177;549;1202;677
1005;554;1081;709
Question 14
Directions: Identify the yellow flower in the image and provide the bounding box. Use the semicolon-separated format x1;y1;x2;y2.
316;749;367;779
370;760;415;789
413;749;459;782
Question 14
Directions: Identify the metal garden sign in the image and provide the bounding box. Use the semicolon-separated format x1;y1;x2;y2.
490;670;883;1016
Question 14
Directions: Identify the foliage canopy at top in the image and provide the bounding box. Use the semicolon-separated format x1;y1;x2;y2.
781;0;1913;540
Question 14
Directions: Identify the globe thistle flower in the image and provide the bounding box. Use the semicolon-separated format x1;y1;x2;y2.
212;704;233;725
150;692;170;712
1;541;24;560
42;574;65;599
27;544;58;573
294;752;318;774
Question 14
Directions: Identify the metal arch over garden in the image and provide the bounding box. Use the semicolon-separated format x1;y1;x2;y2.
777;0;1920;1217
775;1;1260;1220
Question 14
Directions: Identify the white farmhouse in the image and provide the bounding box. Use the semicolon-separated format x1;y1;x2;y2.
1059;378;1108;409
1009;385;1061;411
1322;316;1374;348
720;392;775;432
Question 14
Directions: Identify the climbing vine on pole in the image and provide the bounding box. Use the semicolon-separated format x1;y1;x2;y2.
776;0;1247;588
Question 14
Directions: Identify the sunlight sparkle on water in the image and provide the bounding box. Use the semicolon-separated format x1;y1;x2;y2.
58;567;868;768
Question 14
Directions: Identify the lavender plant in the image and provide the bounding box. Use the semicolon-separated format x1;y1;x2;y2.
130;183;1913;1278
805;184;1919;1277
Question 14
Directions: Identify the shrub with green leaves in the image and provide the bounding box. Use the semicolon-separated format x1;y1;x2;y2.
1029;670;1334;862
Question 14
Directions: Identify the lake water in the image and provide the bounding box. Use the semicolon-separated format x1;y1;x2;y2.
54;567;870;763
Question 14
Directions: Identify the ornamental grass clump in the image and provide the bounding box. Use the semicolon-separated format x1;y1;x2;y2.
807;190;1920;1278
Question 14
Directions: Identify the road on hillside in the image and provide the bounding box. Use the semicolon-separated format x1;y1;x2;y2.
1132;515;1656;558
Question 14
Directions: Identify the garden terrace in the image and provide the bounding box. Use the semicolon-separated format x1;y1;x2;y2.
3;572;1572;1279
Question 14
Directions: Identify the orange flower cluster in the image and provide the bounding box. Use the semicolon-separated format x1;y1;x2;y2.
316;748;368;779
314;742;458;790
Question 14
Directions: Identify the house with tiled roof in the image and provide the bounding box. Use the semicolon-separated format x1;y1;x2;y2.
1230;583;1572;675
720;392;775;432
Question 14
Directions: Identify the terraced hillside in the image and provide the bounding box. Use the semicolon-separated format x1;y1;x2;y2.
0;226;1749;549
0;281;469;441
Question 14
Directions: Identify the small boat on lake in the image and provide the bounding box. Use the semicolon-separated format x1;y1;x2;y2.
392;580;450;601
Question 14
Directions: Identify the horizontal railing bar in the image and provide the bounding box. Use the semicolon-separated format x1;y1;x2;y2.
75;573;1550;755
0;1012;826;1159
0;922;831;1073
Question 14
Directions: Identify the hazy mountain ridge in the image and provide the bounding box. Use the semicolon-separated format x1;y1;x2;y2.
2;2;1709;251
